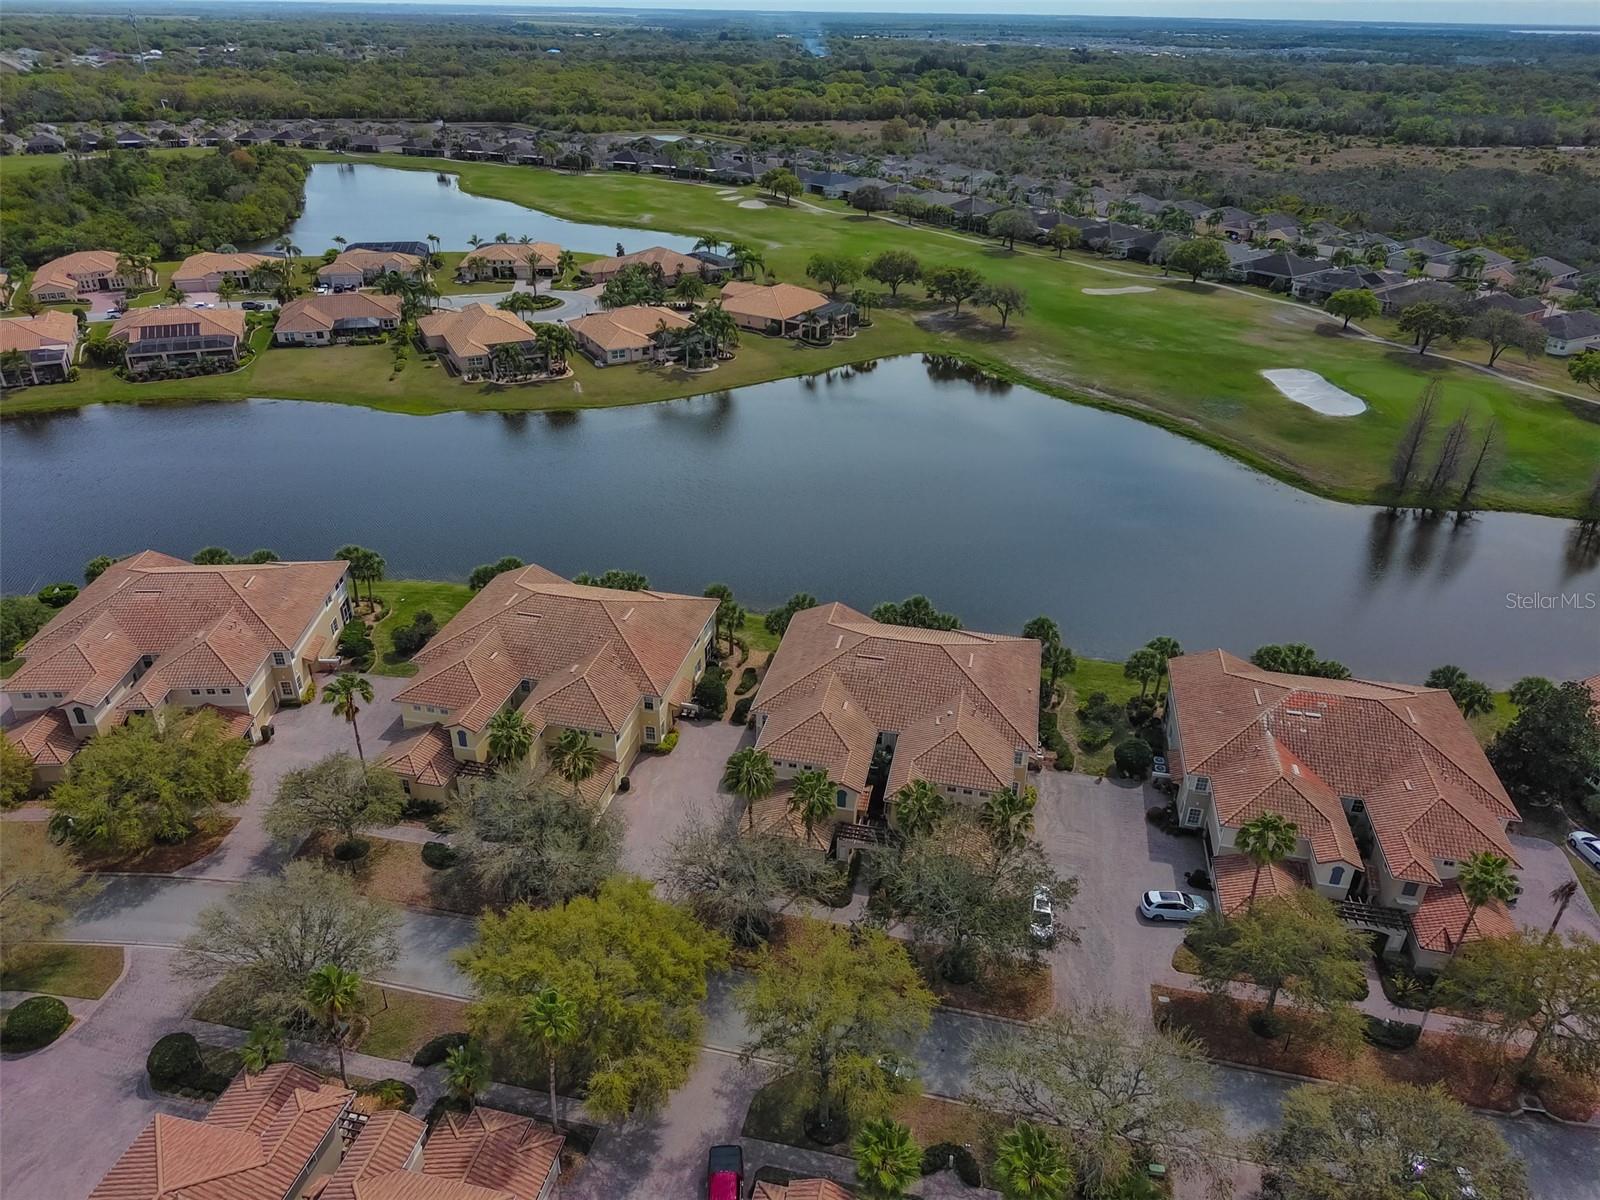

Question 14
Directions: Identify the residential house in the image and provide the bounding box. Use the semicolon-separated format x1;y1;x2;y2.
323;1107;563;1200
1442;246;1513;280
0;269;12;307
581;246;715;286
754;1181;854;1200
1241;252;1327;291
0;311;79;385
381;563;716;807
1080;222;1163;261
24;132;65;153
2;551;352;785
719;281;857;342
1122;191;1167;217
568;305;694;365
1218;242;1273;280
108;306;247;373
1252;213;1303;247
1202;206;1257;241
349;133;404;153
607;146;660;172
28;250;155;302
400;135;437;156
797;168;867;200
749;603;1041;845
318;248;425;290
1473;293;1547;319
457;241;563;282
417;303;541;377
710;156;757;185
1292;267;1397;305
235;126;279;145
274;292;404;345
1539;310;1600;357
1524;255;1581;289
1165;650;1521;968
172;250;276;293
1373;278;1465;316
88;1064;353;1200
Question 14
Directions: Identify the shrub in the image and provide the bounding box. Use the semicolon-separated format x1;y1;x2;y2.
731;696;754;725
421;840;457;870
693;670;728;718
1054;744;1074;771
1114;738;1155;779
657;729;680;753
36;583;79;609
1138;722;1167;753
402;794;444;821
1038;709;1071;769
1;995;70;1050
1077;691;1121;727
1363;1016;1421;1050
920;1142;981;1186
391;611;438;658
361;1078;419;1109
146;1032;203;1086
412;1031;470;1067
735;667;759;696
338;619;374;669
1125;695;1158;727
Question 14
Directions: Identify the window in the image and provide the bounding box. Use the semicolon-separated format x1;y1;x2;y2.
1014;751;1024;767
1182;808;1202;827
1349;797;1365;814
1442;860;1455;868
206;688;216;695
273;652;287;666
280;681;294;696
72;707;86;724
644;697;654;711
190;689;200;697
1194;776;1211;793
19;693;30;700
1329;867;1344;886
455;730;468;748
836;790;850;808
645;726;656;741
1401;882;1419;897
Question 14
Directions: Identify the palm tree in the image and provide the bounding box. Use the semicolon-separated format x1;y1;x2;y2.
239;1023;284;1074
378;271;410;296
671;274;707;305
322;672;374;762
788;769;837;849
1452;852;1519;957
1145;635;1183;698
556;249;577;281
116;251;154;293
980;785;1037;857
893;778;946;839
994;1122;1074;1200
427;234;441;255
694;234;726;254
468;234;484;250
1235;811;1298;905
723;747;776;829
0;348;33;387
852;1118;921;1200
1331;248;1356;268
1548;879;1580;939
486;707;535;766
1364;244;1390;269
535;324;577;375
1123;647;1162;697
499;292;537;316
493;232;511;244
303;964;362;1085
217;277;238;309
548;727;601;798
520;987;579;1129
332;235;347;248
443;1040;490;1110
691;302;739;360
275;236;302;261
729;241;765;280
489;341;526;382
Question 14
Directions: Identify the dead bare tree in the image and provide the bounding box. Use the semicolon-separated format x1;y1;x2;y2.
1453;420;1499;523
1421;412;1471;513
1387;381;1439;507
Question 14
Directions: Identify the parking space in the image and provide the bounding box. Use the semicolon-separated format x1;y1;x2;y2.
609;717;750;878
1033;771;1206;1019
1509;833;1600;941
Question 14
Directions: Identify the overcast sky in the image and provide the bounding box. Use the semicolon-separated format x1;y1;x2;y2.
308;0;1600;25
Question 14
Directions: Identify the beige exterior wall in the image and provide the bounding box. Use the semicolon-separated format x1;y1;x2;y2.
318;270;366;290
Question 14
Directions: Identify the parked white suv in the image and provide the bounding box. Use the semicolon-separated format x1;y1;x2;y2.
1139;890;1210;922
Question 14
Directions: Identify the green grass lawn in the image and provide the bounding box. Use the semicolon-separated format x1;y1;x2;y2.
0;944;125;999
357;984;467;1061
6;148;1598;515
1468;690;1519;747
1058;656;1150;774
368;579;475;676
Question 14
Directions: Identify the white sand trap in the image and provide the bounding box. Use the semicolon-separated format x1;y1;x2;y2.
1261;369;1367;417
737;199;767;209
716;190;738;197
1082;285;1155;296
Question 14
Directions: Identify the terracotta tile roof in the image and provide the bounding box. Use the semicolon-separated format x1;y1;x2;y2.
420;1107;564;1200
1211;853;1308;916
583;245;702;281
277;292;403;335
460;242;561;270
4;552;347;707
516;647;640;735
720;281;831;322
89;1064;353;1200
29;249;125;295
568;305;691;352
417;304;536;360
319;249;423;278
1584;674;1600;722
396;565;714;734
747;780;834;850
5;707;78;766
171;252;275;286
110;306;246;345
321;1110;426;1200
1410;880;1515;953
754;1181;854;1200
0;310;79;352
1167;650;1517;882
753;604;1040;794
756;675;879;792
381;724;461;789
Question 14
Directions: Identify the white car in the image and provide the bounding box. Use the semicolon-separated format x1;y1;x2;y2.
1030;887;1055;941
1139;890;1210;922
1568;831;1600;873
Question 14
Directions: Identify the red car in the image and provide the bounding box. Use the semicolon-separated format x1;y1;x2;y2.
707;1144;744;1200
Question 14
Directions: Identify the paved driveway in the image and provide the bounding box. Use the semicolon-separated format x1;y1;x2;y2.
611;718;749;877
0;948;207;1200
436;285;600;324
177;673;410;880
1034;771;1205;1019
1509;833;1600;941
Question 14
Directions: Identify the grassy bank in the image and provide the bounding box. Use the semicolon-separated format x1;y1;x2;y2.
6;149;1597;516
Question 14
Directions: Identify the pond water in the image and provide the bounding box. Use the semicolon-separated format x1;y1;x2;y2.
260;162;701;255
2;356;1593;684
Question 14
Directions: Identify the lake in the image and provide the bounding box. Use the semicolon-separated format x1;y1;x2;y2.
2;356;1593;685
261;162;701;255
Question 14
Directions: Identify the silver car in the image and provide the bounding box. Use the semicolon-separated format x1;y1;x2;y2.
1030;887;1055;941
1139;890;1210;922
1568;830;1600;873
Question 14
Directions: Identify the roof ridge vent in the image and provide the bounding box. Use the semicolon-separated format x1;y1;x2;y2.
1290;763;1300;776
835;634;844;649
621;607;634;622
1405;705;1418;725
1403;779;1414;791
967;653;974;668
1253;687;1262;705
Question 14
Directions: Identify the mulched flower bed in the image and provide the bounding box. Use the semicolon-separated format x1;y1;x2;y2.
1153;985;1597;1122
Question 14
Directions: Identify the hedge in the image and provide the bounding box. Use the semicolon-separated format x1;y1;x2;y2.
146;1031;236;1095
731;695;754;725
412;1031;470;1067
421;840;457;870
1;995;70;1051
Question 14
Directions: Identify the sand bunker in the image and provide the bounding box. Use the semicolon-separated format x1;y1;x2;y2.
738;199;767;209
1082;286;1155;296
1261;369;1367;417
715;190;738;197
